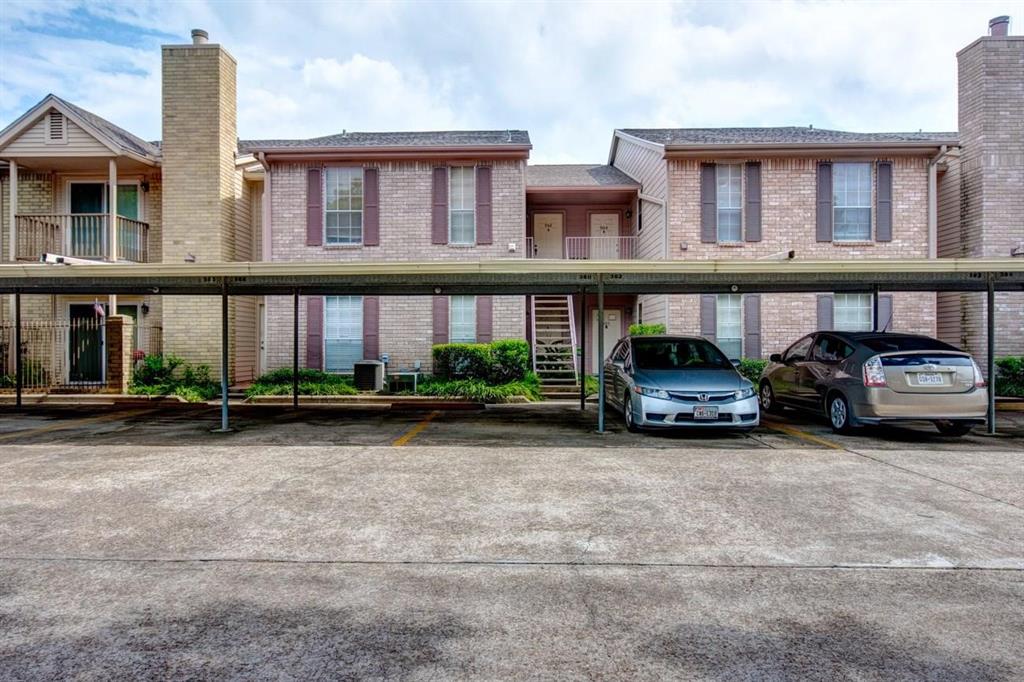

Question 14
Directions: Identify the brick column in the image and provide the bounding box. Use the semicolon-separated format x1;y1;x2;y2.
105;315;134;393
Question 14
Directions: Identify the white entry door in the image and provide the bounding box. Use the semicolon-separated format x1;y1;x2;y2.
591;308;621;373
532;213;563;258
589;212;620;259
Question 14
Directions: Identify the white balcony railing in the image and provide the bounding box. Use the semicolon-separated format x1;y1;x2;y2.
525;235;638;260
15;214;149;262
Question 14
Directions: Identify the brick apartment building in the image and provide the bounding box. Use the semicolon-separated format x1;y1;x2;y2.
0;18;1019;391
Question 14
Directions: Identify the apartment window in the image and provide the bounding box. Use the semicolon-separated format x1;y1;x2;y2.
450;295;476;343
716;164;742;242
325;167;363;245
324;295;363;371
449;166;475;244
833;163;872;241
833;293;873;332
716;294;743;360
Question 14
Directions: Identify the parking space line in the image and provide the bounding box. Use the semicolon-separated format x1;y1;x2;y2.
760;418;845;450
0;409;149;443
392;410;441;447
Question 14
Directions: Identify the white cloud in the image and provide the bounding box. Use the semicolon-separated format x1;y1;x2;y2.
1;0;1018;161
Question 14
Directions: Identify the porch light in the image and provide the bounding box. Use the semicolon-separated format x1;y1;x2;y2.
140;180;150;193
141;303;150;316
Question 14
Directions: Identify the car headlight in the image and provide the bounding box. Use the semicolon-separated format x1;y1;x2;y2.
734;386;755;400
635;386;670;400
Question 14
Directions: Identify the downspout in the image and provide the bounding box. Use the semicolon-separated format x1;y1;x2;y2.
256;152;271;262
927;145;950;260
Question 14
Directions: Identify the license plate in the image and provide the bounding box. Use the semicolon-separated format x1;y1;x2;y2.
915;373;944;385
693;406;719;420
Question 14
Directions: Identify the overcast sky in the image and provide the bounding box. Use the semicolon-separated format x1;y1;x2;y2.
0;1;1018;163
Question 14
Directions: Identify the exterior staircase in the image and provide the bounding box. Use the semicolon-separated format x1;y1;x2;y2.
531;295;580;399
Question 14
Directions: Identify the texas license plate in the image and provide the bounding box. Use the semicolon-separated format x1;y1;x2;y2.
915;373;944;385
693;406;719;420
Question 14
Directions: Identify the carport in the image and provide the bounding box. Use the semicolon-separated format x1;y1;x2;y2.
1;258;1022;434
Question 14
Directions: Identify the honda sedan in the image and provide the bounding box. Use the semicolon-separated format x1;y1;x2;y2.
759;331;988;436
604;335;759;432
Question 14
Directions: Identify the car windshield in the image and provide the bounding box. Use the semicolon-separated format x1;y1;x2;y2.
861;336;960;353
632;338;732;370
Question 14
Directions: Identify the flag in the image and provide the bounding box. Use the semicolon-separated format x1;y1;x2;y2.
93;300;106;317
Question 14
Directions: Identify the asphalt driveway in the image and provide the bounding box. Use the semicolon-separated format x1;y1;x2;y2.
0;404;1022;678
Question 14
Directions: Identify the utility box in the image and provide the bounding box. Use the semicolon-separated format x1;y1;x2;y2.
353;360;385;392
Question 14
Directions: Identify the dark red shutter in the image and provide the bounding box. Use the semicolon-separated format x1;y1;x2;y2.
816;294;834;330
700;294;716;341
476;295;493;343
876;161;892;242
743;294;761;359
431;167;448;244
816;162;833;242
744;162;762;242
363;295;379;360
432;295;449;345
700;163;716;243
475;166;492;245
307;167;322;246
306;296;324;369
363;168;380;246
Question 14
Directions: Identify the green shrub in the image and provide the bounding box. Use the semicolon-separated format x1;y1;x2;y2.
737;358;768;384
629;323;666;335
995;357;1024;397
129;353;218;402
245;368;357;397
432;343;493;380
417;372;542;402
487;339;530;383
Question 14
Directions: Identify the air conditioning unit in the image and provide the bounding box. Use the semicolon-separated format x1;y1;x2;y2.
353;360;385;391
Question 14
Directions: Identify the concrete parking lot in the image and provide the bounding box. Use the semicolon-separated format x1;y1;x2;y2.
0;403;1022;678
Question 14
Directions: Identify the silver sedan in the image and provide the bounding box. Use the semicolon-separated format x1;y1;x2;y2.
604;335;759;432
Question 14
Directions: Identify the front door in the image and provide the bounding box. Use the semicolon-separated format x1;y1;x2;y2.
532;213;563;258
69;183;105;257
68;303;105;383
589;212;620;259
591;308;621;374
257;301;267;376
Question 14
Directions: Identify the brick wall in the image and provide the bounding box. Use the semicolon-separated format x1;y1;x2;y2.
160;41;242;376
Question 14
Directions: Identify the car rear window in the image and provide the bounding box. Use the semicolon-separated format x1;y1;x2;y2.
861;336;961;353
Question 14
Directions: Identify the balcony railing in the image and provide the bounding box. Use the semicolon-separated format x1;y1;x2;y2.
15;214;149;262
526;235;639;260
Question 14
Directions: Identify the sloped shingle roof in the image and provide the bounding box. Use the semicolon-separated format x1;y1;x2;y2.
526;164;639;188
240;130;530;153
51;95;162;158
620;127;958;147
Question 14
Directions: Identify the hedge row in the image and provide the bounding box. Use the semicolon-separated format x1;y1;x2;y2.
432;339;531;383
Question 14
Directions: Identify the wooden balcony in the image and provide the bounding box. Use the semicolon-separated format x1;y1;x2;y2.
15;214;149;263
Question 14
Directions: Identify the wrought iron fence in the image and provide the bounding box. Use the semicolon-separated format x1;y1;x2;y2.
0;320;163;392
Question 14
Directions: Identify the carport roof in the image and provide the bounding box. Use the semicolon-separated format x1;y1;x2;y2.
0;259;1021;296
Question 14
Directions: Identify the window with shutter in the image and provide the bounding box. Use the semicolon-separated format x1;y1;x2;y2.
324;295;364;371
715;294;743;359
716;164;743;242
833;293;873;331
324;168;363;245
449;167;476;244
46;112;67;144
449;295;476;343
833;163;872;241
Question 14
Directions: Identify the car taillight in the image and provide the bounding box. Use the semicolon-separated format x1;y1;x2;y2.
971;359;987;388
863;355;887;387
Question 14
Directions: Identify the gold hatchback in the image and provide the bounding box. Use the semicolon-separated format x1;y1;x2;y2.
759;332;988;436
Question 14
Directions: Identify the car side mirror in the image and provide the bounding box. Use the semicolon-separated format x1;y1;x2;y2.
730;358;741;367
770;353;783;363
612;359;625;369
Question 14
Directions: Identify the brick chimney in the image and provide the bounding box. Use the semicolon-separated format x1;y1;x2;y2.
161;30;240;374
953;16;1024;356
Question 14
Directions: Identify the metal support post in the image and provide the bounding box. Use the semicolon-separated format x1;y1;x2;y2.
597;276;605;433
293;290;300;408
987;282;996;435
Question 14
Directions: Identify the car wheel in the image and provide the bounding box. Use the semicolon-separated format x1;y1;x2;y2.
624;393;640;433
828;393;854;434
759;381;781;414
935;420;974;437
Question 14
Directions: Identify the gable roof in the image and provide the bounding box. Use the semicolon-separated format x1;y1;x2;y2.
0;94;161;162
240;130;531;153
618;127;958;149
526;164;639;189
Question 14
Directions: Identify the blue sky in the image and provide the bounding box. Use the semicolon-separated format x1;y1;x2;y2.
0;1;1018;163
